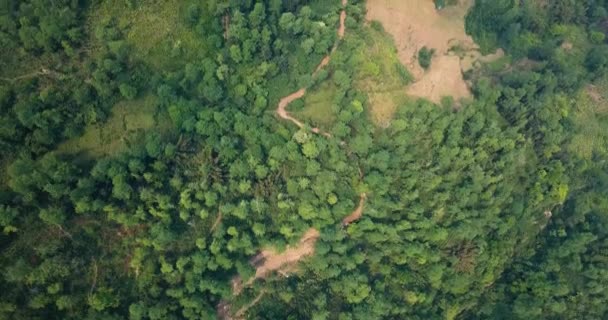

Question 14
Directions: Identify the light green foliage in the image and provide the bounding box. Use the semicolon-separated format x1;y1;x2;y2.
91;0;210;70
56;94;167;157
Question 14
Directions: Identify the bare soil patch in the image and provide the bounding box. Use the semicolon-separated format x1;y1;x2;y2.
406;55;470;103
252;228;320;280
339;0;347;38
366;0;501;104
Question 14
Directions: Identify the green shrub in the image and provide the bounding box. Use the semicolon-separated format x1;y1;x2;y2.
418;46;435;70
395;63;413;84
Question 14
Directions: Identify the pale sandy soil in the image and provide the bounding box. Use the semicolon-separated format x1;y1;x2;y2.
253;228;320;279
406;55;470;103
366;0;502;104
339;0;347;38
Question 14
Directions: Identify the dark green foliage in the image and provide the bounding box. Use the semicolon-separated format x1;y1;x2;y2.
418;46;435;70
1;0;608;319
434;0;458;10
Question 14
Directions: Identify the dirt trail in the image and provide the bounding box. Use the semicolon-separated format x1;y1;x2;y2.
235;290;266;319
210;211;222;232
276;89;307;128
225;2;368;317
342;193;367;226
339;0;347;38
0;68;64;83
276;0;348;134
268;0;360;279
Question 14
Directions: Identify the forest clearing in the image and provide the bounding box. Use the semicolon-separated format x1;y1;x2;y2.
251;228;320;280
365;0;501;104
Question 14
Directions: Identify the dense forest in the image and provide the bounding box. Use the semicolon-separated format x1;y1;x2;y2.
0;0;607;319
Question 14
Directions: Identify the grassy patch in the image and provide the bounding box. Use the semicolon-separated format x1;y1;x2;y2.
295;82;338;128
56;94;170;158
354;26;412;88
89;0;209;71
352;25;412;125
568;79;608;159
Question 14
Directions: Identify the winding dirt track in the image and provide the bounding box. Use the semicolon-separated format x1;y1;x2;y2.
224;2;368;318
256;0;369;285
276;0;348;135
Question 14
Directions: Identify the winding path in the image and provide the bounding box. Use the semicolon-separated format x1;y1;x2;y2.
276;0;348;137
223;2;367;318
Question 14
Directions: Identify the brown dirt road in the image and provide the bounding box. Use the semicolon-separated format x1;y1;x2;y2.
276;89;307;129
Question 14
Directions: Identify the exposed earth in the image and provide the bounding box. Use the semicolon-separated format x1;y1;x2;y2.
366;0;502;104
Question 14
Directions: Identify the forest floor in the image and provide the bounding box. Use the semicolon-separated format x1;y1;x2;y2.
365;0;502;105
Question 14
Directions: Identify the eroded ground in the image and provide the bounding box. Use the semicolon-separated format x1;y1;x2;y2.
366;0;502;104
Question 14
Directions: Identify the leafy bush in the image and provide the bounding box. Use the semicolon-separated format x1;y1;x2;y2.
418;46;435;69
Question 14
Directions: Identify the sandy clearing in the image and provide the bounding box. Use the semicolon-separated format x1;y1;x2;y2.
252;228;320;280
366;0;501;104
366;0;476;77
406;55;470;103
